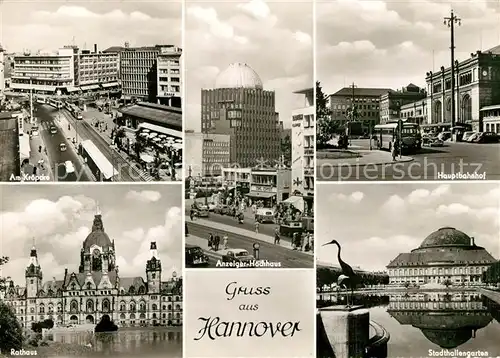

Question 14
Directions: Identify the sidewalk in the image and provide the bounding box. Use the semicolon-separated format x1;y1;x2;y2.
317;149;413;167
26;133;53;181
192;218;313;255
186;235;226;259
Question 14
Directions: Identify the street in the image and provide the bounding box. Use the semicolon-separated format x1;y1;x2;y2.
39;104;146;181
186;222;314;268
36;105;91;181
317;139;500;181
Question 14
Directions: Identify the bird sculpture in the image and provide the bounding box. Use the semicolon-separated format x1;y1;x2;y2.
323;239;358;307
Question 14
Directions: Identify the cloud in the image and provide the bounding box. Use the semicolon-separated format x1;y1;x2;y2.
407;184;450;205
126;190;162;203
334;191;364;203
238;0;272;19
381;194;405;211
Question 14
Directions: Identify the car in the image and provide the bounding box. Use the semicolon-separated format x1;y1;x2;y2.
64;160;75;174
207;202;216;211
472;132;499;143
462;131;476;141
437;131;451;141
221;249;255;264
214;204;229;215
428;137;444;147
50;126;57;134
185;244;209;267
467;132;480;142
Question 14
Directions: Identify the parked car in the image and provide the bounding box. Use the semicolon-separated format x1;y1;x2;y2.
462;131;476;141
222;249;255;264
185;244;209;267
50;126;57;134
214;204;230;215
472;132;499;143
428;137;444;147
255;208;275;223
467;132;481;142
207;202;216;211
437;131;452;141
64;160;75;174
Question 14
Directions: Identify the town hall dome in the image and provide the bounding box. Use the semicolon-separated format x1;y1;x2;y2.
214;62;263;90
418;227;472;249
83;214;112;250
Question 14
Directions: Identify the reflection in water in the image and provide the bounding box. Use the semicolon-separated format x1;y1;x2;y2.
54;329;182;357
317;291;500;357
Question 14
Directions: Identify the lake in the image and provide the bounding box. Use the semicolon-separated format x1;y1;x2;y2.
51;328;182;357
317;291;500;357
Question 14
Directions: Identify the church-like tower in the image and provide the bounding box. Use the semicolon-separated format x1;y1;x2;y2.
146;242;161;293
25;244;43;298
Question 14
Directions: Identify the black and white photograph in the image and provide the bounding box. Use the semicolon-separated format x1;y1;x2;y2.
183;0;314;269
315;183;500;358
0;1;182;183
316;0;500;181
0;184;183;357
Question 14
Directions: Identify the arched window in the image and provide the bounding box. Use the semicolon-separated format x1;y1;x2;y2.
129;313;136;319
39;304;45;314
152;304;157;310
86;282;92;290
102;299;110;312
175;304;180;310
48;304;54;313
86;300;94;312
129;286;135;294
130;302;136;312
70;300;79;313
139;302;146;312
167;304;171;310
138;286;145;294
120;301;126;311
71;283;76;290
162;305;166;310
120;313;125;319
152;273;156;279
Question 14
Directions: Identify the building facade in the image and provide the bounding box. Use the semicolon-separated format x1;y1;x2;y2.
387;227;496;286
77;46;120;90
291;88;314;197
328;87;391;132
201;63;281;168
185;131;230;178
157;46;182;108
400;98;428;124
117;102;182;131
425;45;500;131
480;104;500;133
221;168;252;194
379;84;427;124
3;212;183;329
10;48;76;95
249;168;291;205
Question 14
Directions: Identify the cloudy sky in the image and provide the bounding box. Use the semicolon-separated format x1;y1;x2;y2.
317;0;500;95
185;0;313;131
0;185;182;286
0;1;181;53
316;183;500;272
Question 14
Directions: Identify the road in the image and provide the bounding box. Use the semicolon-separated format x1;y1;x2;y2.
36;105;92;181
186;222;313;268
317;140;500;181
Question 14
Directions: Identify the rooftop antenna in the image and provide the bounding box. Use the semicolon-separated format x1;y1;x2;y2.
72;36;75;47
32;237;35;248
432;49;435;72
479;30;482;51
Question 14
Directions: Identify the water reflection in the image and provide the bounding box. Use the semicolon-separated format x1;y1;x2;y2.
54;329;182;357
317;291;500;357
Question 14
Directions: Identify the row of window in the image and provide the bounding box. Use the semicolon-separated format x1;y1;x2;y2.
158;76;180;83
158;68;180;75
389;266;488;276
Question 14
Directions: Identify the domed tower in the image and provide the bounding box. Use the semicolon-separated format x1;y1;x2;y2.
146;242;161;293
201;62;281;168
79;209;116;274
25;243;43;298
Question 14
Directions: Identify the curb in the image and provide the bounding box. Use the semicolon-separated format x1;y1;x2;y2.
316;156;414;168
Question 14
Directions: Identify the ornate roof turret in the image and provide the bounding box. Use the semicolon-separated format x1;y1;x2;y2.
82;213;112;251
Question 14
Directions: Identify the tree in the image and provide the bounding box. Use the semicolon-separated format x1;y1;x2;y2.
483;261;500;284
280;134;292;166
0;256;24;353
316;81;337;148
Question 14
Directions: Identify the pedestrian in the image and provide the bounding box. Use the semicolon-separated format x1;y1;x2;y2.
254;221;259;234
274;228;280;245
208;233;213;249
391;140;398;161
223;234;228;250
214;234;220;251
189;208;194;221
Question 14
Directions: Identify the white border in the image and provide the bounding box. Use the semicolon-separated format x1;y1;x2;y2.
312;0;318;357
181;0;187;356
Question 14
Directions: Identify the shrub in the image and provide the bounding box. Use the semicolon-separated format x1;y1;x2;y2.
0;302;24;352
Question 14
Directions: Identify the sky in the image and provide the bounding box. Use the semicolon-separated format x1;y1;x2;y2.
0;1;181;53
0;184;182;286
316;183;500;272
317;0;500;95
185;0;313;131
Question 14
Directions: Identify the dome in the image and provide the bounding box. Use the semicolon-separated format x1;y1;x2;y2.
214;63;263;90
419;227;472;249
83;215;112;250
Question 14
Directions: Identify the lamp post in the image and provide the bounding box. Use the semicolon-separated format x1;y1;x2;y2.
444;10;461;132
455;59;460;124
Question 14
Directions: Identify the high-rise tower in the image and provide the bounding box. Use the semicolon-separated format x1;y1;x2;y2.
25;243;43;298
146;242;161;293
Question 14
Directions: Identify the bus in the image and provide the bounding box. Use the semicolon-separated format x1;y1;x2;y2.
36;97;46;104
68;103;83;120
80;140;117;181
373;122;421;152
47;98;63;109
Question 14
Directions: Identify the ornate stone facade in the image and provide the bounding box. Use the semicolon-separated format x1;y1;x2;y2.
3;213;183;329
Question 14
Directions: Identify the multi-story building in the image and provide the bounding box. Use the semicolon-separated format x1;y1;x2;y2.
291;88;314;198
387;227;496;286
201;63;281;168
425;45;500;131
119;45;176;103
480;104;500;133
76;44;120;92
249;167;291;206
117;102;182;132
379;84;427;124
184;131;230;178
328;87;391;132
400;98;428;124
2;211;183;328
157;46;182;108
10;48;76;95
221;168;252;194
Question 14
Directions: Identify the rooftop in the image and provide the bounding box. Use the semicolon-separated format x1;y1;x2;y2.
215;63;263;90
331;87;392;97
118;102;182;130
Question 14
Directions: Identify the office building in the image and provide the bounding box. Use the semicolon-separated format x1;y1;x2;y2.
379;84;427;124
157;46;182;108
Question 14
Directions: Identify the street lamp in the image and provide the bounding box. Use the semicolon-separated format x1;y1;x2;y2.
444;10;461;132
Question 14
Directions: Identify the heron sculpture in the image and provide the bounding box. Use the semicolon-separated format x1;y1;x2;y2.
323;239;358;307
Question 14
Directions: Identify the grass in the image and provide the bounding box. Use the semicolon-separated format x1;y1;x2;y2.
316;149;362;160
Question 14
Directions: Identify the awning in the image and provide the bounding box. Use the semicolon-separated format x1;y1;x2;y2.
480;104;500;111
245;191;276;199
66;86;80;92
282;195;305;212
80;84;99;91
19;135;31;161
102;82;119;88
138;122;182;139
119;103;181;130
421;122;452;128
